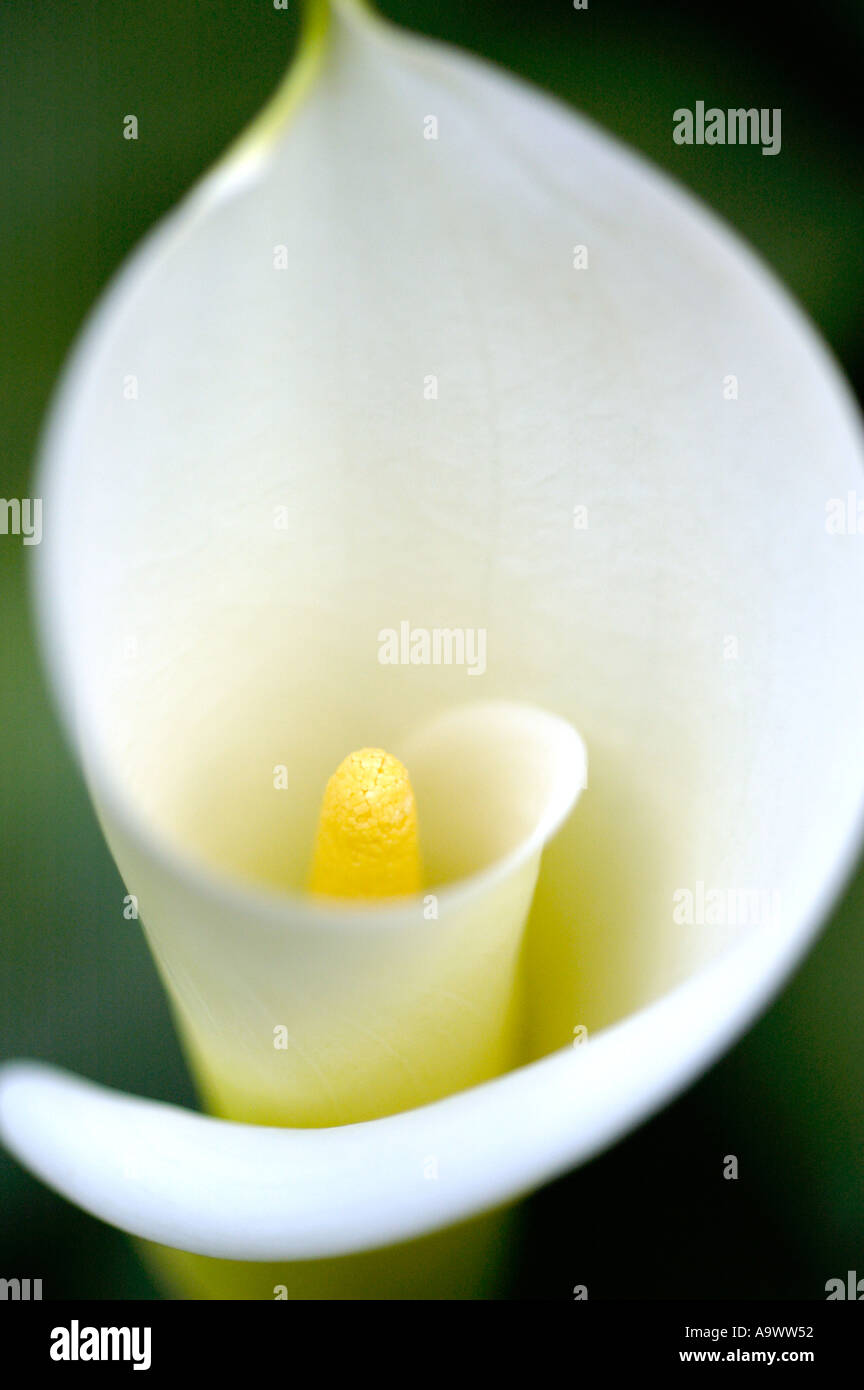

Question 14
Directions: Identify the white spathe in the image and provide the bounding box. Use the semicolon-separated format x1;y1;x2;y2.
3;0;864;1258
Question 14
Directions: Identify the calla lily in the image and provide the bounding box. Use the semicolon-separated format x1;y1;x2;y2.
3;0;864;1300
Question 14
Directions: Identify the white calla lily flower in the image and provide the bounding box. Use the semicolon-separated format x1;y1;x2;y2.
3;0;864;1296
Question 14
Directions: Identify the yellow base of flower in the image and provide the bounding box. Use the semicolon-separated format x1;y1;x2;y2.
138;1207;517;1300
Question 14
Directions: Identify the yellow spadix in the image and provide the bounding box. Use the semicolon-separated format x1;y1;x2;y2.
308;749;422;900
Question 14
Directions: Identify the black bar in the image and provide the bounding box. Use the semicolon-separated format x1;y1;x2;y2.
0;1299;859;1373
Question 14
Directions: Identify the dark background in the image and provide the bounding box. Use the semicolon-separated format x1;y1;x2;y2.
0;0;862;1298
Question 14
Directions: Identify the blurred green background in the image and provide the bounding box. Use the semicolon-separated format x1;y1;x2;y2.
1;0;862;1298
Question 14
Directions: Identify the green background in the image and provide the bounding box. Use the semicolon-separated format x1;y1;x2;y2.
1;0;862;1298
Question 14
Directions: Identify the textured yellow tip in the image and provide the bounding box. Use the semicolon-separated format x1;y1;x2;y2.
307;748;422;899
